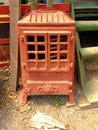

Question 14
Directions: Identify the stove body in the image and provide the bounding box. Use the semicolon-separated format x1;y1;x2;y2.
18;9;76;106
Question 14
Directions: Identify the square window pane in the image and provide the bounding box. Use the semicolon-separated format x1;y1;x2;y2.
50;44;57;51
28;45;35;51
50;53;57;60
38;45;45;51
28;54;35;59
37;36;45;42
60;35;67;42
50;36;57;42
27;36;35;42
60;44;67;51
38;54;45;60
60;53;67;59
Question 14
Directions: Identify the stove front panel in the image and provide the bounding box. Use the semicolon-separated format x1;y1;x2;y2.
21;30;72;73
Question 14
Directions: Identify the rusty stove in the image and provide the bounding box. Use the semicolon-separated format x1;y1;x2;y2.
18;8;76;106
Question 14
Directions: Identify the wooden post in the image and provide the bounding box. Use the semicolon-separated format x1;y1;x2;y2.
31;0;38;10
46;0;53;7
9;0;21;91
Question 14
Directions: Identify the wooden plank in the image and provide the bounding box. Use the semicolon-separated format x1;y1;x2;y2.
9;0;21;91
76;21;98;31
31;0;38;9
71;4;86;87
80;47;98;59
82;80;98;105
74;5;98;10
0;38;10;44
0;5;9;14
46;0;53;7
76;32;86;88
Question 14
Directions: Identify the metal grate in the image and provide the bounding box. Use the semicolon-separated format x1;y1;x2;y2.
24;31;71;72
24;31;47;71
48;31;71;72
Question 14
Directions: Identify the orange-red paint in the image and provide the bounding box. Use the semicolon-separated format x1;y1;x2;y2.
18;7;76;106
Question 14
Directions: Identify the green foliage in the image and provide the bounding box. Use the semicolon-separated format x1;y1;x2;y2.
65;0;70;2
38;0;45;3
21;0;29;4
52;96;65;106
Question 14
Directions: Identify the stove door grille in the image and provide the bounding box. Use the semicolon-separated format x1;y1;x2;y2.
24;31;48;71
48;31;71;72
23;31;71;72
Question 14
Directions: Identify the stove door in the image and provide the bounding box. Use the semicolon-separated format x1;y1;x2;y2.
23;31;48;71
22;30;71;72
48;31;71;72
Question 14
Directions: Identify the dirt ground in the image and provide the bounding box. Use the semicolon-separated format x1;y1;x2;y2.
0;66;98;130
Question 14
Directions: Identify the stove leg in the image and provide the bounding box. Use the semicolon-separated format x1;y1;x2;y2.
66;90;76;107
19;90;28;105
